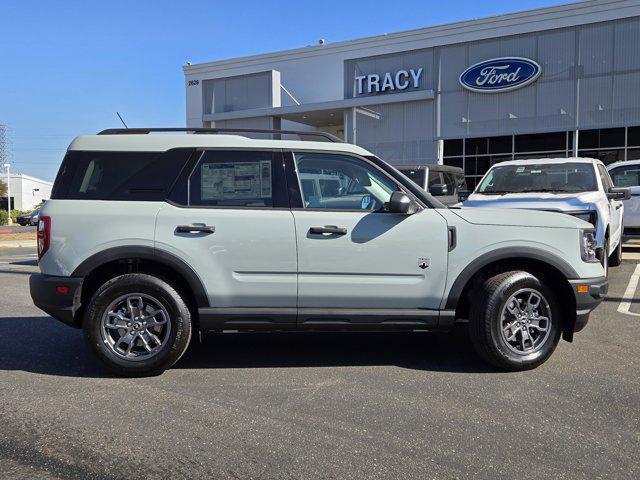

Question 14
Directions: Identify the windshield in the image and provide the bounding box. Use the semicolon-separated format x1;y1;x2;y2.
477;162;598;194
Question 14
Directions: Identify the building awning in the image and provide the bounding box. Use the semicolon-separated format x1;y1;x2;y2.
202;89;434;125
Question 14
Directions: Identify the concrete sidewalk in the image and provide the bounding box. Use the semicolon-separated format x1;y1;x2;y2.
0;240;36;249
0;231;37;249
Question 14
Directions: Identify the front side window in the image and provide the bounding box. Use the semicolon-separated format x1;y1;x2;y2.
609;165;640;187
294;152;400;210
187;150;285;207
477;162;598;194
597;164;613;191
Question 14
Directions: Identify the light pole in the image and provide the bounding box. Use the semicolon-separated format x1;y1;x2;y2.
4;163;11;225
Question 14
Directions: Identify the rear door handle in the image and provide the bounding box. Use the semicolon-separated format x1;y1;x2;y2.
175;225;215;234
309;226;347;235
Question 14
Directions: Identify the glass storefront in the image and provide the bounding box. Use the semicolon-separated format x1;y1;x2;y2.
444;126;640;188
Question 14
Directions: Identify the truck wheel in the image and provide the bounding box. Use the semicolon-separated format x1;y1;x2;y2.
609;235;623;267
469;271;561;371
84;274;192;377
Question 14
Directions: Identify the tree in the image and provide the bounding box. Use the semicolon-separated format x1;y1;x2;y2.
0;178;6;199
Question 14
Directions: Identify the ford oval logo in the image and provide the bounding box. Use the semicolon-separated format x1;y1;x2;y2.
459;57;542;93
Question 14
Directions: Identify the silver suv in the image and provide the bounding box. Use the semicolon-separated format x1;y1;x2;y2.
30;128;607;376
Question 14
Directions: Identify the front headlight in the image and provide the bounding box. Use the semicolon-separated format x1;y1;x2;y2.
580;229;599;263
570;210;598;228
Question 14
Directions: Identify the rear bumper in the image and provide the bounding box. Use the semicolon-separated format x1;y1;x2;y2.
29;274;83;328
568;276;608;333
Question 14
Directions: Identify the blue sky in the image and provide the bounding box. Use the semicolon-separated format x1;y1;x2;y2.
0;0;567;180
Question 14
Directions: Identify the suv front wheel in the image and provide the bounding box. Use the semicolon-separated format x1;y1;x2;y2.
469;271;561;371
84;274;192;377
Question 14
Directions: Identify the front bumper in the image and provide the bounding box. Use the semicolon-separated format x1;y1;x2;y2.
29;274;83;328
568;276;608;333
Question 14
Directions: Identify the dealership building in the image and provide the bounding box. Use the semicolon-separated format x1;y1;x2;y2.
184;0;640;187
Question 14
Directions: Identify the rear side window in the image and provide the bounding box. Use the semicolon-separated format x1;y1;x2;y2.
52;149;193;200
184;150;288;208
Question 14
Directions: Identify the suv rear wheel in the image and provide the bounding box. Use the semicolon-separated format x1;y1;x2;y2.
469;271;561;371
84;273;192;377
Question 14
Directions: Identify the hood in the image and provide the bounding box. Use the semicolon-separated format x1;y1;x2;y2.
452;206;592;229
463;191;599;212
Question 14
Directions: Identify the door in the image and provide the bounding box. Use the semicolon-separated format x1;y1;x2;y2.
155;150;298;328
609;163;640;228
598;164;623;243
289;151;449;326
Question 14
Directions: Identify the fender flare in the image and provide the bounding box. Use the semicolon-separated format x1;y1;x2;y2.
444;246;578;310
72;246;209;307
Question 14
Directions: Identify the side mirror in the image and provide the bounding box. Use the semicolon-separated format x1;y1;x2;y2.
607;187;631;201
387;191;418;214
429;183;448;196
458;190;471;202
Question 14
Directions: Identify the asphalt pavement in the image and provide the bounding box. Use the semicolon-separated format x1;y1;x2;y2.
0;247;638;479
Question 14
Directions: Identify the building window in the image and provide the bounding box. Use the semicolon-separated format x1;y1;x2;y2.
515;132;568;153
444;132;572;188
443;126;640;188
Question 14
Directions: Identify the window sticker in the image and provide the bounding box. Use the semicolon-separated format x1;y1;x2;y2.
360;194;371;209
516;167;525;173
200;161;272;200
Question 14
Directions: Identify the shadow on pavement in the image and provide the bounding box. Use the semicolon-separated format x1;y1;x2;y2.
603;296;640;303
0;269;35;276
0;316;496;377
0;317;109;378
177;329;496;374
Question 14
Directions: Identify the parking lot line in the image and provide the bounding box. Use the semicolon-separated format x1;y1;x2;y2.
618;263;640;317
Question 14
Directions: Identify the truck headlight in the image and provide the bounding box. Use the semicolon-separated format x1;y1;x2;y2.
580;230;599;263
569;210;598;228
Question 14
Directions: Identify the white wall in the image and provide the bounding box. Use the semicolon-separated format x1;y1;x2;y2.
6;174;53;211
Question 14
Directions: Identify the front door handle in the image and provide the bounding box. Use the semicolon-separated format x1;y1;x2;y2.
309;226;347;235
175;225;215;234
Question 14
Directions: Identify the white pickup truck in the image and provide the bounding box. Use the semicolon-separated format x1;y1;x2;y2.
463;158;630;275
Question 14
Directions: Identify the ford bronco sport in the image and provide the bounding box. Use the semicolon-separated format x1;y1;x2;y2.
30;128;608;376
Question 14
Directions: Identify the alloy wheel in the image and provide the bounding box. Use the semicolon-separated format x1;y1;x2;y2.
100;293;171;361
500;288;552;355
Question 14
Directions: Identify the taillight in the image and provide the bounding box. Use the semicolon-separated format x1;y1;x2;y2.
37;216;51;259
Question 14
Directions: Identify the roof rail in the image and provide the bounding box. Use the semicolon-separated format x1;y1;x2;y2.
97;127;342;143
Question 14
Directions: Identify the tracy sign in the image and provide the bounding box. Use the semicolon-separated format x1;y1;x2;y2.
459;57;542;93
355;68;423;95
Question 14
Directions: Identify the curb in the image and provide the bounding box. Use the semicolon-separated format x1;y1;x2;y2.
0;240;37;249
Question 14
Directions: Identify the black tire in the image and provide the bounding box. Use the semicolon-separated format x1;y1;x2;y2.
469;271;561;371
609;234;623;267
84;273;192;377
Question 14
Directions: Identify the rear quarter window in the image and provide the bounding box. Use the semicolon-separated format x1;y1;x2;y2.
51;149;194;200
